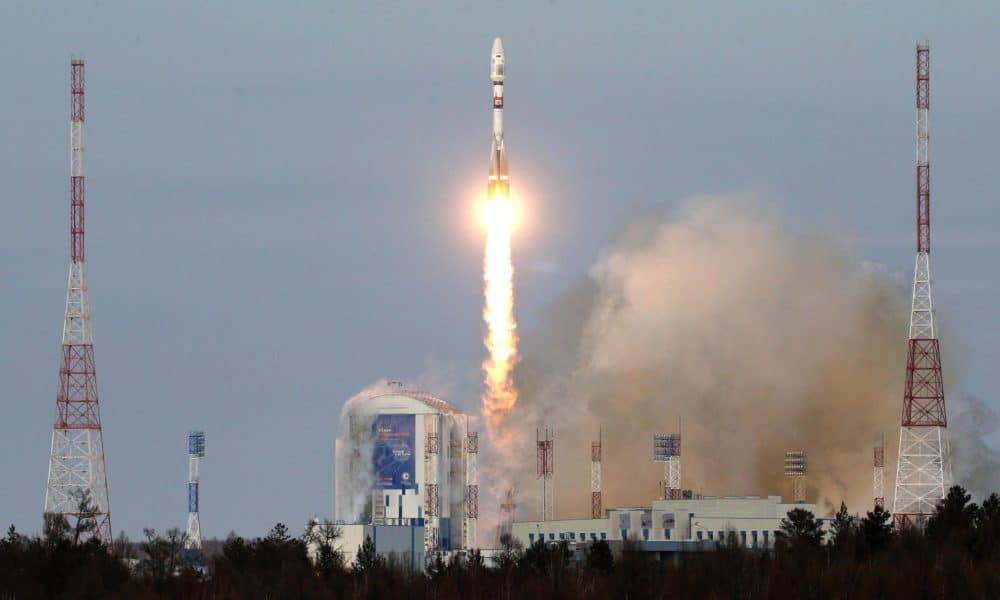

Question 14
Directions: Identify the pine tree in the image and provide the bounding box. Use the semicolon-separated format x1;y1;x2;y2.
353;535;383;576
776;508;823;548
860;505;893;553
832;501;854;546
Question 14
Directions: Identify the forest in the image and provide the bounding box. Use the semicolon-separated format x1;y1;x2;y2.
1;486;998;599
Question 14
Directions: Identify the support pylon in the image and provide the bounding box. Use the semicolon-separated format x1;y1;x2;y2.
591;430;602;518
653;430;681;500
874;435;885;510
784;451;807;503
536;428;553;521
44;58;112;546
185;431;206;566
892;42;950;529
497;486;516;544
463;430;479;549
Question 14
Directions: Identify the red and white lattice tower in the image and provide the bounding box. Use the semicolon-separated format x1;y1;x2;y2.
44;58;113;545
536;428;553;521
423;415;439;553
591;430;602;518
874;435;885;510
892;42;950;529
463;430;479;549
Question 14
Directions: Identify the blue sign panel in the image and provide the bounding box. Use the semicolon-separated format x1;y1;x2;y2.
373;414;416;489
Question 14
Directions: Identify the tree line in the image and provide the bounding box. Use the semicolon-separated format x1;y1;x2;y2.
1;485;998;598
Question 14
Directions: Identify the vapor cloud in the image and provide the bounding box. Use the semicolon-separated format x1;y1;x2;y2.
488;194;915;518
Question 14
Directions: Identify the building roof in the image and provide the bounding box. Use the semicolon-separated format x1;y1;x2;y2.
358;381;463;416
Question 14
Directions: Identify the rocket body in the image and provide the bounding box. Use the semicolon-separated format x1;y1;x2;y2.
489;38;509;197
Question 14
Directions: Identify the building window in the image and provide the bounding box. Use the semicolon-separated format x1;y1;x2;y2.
696;531;703;541
549;533;555;541
581;532;586;540
590;533;596;540
385;496;390;507
740;531;747;547
664;529;670;540
752;530;758;549
643;528;649;541
707;531;714;541
601;532;607;540
570;532;575;540
719;531;725;543
763;530;770;548
529;533;535;543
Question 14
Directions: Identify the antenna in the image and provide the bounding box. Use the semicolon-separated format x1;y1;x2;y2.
44;58;113;546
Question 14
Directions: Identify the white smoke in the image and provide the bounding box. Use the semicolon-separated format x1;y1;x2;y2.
498;194;910;518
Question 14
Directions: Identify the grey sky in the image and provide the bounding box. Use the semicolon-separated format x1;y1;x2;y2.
1;1;998;539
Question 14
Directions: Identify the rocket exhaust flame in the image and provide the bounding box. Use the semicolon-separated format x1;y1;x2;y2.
481;37;519;433
482;192;517;426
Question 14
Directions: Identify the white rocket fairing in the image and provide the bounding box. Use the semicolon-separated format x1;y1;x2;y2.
489;37;509;197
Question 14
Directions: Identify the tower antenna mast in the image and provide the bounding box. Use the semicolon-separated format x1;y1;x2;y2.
892;42;950;529
44;58;113;545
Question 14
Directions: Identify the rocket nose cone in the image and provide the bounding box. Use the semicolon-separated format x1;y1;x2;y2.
492;37;504;57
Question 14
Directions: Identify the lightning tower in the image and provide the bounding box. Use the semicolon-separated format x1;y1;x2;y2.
874;435;885;510
591;430;602;518
44;59;113;545
892;42;950;529
185;431;206;556
536;428;553;521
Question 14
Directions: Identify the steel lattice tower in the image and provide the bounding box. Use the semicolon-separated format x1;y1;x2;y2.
44;59;112;545
591;430;602;518
874;435;885;510
653;432;681;500
185;431;206;553
463;430;479;549
784;451;807;503
536;428;553;521
497;486;516;544
892;42;950;529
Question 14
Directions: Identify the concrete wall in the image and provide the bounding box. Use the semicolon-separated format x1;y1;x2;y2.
318;524;426;572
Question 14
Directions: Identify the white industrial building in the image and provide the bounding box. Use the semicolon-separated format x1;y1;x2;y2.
334;383;477;554
512;495;815;552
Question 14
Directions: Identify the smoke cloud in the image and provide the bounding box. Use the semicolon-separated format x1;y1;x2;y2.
488;194;912;518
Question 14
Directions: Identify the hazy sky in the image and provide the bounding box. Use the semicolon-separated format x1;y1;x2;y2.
1;1;998;540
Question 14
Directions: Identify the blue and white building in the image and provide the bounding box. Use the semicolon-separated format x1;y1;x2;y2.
335;383;475;554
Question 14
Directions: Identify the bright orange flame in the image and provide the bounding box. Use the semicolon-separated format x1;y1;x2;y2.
481;191;518;429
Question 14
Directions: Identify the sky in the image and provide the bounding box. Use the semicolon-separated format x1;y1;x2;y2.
1;1;998;540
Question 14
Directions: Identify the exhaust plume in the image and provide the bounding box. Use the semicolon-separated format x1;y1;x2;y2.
496;194;914;518
481;193;519;434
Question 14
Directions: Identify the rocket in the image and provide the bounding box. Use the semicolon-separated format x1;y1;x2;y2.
489;37;509;198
